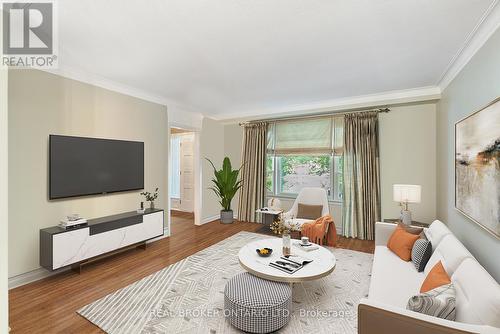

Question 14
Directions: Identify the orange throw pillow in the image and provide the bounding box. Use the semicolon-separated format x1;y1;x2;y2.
387;225;420;261
420;261;451;293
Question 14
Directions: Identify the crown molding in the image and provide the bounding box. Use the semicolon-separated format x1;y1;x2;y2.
168;103;204;130
437;1;500;91
40;65;441;123
215;86;441;122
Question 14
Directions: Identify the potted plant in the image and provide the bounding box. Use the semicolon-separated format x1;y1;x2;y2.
140;187;159;209
207;157;242;224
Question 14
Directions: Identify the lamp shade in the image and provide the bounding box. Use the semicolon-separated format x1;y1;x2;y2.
393;184;421;203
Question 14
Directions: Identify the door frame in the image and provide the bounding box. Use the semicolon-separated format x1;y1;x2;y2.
168;123;202;233
171;132;194;212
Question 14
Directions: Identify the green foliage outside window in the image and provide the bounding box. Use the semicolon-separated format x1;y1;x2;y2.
266;156;273;191
280;156;330;176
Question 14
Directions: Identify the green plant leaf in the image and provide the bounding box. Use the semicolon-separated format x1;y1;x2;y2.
205;156;242;211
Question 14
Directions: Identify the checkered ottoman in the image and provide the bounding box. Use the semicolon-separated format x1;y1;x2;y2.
224;272;292;333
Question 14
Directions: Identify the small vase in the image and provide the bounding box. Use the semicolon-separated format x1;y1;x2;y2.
282;230;291;256
150;201;155;210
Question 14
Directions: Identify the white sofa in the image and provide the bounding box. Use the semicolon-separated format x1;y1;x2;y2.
282;187;330;230
358;221;500;334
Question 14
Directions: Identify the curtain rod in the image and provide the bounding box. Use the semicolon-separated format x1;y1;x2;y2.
238;107;390;126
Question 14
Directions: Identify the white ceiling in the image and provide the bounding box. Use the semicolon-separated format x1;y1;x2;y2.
56;0;497;119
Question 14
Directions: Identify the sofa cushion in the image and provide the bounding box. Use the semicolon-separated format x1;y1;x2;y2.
424;235;473;277
411;239;432;272
369;246;425;308
387;225;421;261
424;220;452;251
420;261;451;293
407;283;456;320
452;258;500;327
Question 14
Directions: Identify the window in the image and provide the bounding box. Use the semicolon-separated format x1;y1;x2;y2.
266;116;344;202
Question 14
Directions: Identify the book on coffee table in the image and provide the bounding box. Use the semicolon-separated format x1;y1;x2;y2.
269;258;304;274
281;255;313;266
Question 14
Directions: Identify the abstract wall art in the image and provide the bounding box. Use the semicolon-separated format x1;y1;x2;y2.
455;97;500;238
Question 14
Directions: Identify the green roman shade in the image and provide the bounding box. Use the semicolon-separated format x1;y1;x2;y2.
268;116;343;155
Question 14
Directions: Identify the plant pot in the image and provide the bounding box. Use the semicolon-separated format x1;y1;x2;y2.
220;210;234;224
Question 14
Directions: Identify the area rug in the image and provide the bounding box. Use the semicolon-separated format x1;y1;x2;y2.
78;231;373;334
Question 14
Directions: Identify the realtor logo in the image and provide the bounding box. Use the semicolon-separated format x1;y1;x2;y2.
2;1;57;68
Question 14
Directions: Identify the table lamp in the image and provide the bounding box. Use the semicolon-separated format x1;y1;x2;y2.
393;184;421;225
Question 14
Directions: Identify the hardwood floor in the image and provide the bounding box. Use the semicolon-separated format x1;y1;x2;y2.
9;217;374;333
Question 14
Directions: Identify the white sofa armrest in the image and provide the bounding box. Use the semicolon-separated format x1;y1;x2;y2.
375;222;397;246
358;298;490;334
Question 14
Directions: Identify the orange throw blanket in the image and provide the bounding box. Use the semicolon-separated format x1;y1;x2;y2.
301;215;337;247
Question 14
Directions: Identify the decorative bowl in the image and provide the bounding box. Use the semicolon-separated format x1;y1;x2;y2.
256;248;273;257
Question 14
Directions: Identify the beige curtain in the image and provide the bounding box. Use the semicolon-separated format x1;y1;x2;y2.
342;112;381;240
238;122;267;222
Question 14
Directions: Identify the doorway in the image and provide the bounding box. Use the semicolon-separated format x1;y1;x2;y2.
169;128;195;227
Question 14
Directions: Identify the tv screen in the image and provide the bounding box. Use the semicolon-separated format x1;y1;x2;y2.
49;135;144;199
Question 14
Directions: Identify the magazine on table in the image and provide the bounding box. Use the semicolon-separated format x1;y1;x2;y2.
268;255;313;274
281;254;313;266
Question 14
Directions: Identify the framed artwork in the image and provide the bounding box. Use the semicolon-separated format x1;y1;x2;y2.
455;97;500;239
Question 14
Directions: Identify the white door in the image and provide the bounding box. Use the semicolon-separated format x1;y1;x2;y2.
170;135;181;210
180;134;194;212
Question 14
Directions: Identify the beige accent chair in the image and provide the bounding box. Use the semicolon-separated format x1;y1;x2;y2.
282;187;329;231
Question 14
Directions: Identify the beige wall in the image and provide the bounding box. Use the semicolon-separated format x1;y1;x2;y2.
0;54;9;331
437;28;500;281
225;103;437;233
8;70;169;277
200;117;225;221
379;103;437;224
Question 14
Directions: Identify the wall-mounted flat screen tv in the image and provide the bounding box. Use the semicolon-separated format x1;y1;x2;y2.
49;135;144;199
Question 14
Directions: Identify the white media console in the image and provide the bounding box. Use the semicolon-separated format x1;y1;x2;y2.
40;209;164;271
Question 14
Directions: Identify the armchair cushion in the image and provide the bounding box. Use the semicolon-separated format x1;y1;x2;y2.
296;203;323;220
283;187;330;222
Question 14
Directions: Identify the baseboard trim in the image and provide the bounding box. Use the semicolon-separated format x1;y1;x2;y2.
200;214;219;225
9;267;65;290
200;211;240;225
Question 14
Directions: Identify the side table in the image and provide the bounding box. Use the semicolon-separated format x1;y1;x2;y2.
383;218;429;228
255;208;283;235
256;208;283;225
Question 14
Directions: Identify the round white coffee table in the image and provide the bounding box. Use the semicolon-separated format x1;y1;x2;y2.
238;238;336;283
